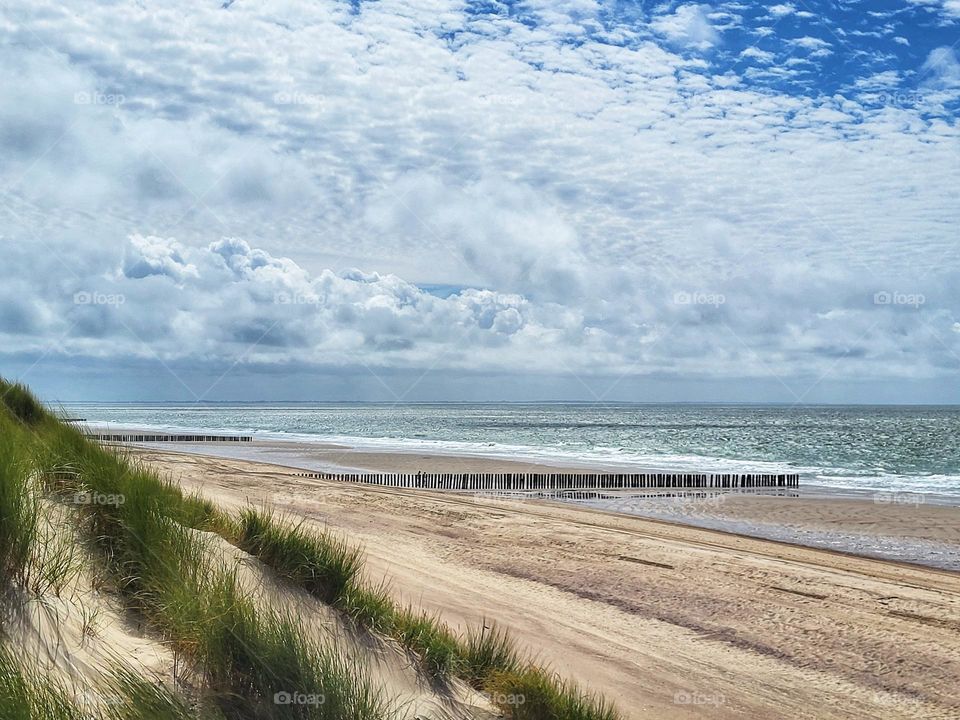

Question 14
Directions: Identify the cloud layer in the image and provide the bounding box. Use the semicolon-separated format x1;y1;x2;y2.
0;0;958;400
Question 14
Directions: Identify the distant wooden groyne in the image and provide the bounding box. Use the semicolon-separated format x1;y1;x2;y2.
293;471;799;491
86;433;252;443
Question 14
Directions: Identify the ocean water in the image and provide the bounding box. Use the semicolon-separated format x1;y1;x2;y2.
62;403;960;500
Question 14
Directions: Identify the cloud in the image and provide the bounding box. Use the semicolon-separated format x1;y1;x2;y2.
768;4;796;18
791;36;833;56
910;0;960;19
651;5;720;52
740;47;775;63
122;235;198;282
921;46;960;88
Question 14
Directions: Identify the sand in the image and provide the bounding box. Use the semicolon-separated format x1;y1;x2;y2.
3;501;179;713
133;438;960;568
136;447;960;720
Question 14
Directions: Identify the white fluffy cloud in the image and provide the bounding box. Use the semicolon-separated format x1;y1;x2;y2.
123;235;198;282
651;5;721;51
922;46;960;88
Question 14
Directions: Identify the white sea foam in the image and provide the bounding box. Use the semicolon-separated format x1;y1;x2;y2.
79;418;960;500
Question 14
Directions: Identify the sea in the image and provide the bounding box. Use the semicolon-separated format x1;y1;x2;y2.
62;402;960;502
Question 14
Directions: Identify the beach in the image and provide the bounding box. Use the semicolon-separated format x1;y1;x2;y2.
134;437;960;571
137;445;960;720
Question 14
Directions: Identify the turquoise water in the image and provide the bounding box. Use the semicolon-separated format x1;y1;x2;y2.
64;403;960;498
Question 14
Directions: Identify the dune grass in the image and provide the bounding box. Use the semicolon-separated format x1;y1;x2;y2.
0;640;208;720
0;380;48;426
0;414;39;587
61;459;391;719
99;664;201;720
233;507;363;604
231;508;460;676
229;508;621;719
0;386;393;720
461;624;522;686
484;667;622;720
0;643;88;720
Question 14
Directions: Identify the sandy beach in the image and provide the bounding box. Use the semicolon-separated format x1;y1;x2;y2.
136;446;960;720
123;437;960;570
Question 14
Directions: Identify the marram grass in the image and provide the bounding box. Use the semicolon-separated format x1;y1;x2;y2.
0;413;39;586
228;507;621;719
0;380;394;720
233;507;363;604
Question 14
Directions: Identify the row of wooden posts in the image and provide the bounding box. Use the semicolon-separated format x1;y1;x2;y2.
86;433;253;443
293;471;800;491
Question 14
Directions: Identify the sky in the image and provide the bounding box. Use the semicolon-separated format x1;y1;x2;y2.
1;0;959;403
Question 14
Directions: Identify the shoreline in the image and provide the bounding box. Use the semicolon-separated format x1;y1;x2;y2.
136;447;960;719
84;422;960;500
128;440;960;571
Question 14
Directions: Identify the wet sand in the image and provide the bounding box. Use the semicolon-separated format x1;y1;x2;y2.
137;448;960;720
122;437;660;474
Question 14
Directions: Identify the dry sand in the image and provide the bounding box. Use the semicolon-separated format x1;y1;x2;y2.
134;448;960;720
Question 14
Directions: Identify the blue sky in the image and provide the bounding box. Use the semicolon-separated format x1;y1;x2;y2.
0;0;959;402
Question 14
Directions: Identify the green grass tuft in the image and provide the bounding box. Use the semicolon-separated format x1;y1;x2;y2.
484;667;621;720
101;665;201;720
0;643;88;720
0;416;39;585
0;379;48;425
461;623;522;686
233;508;363;604
339;581;397;634
390;607;462;678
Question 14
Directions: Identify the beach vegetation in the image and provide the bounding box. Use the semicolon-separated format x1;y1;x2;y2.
0;379;48;425
0;415;39;586
233;507;363;604
0;380;392;720
228;507;620;718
